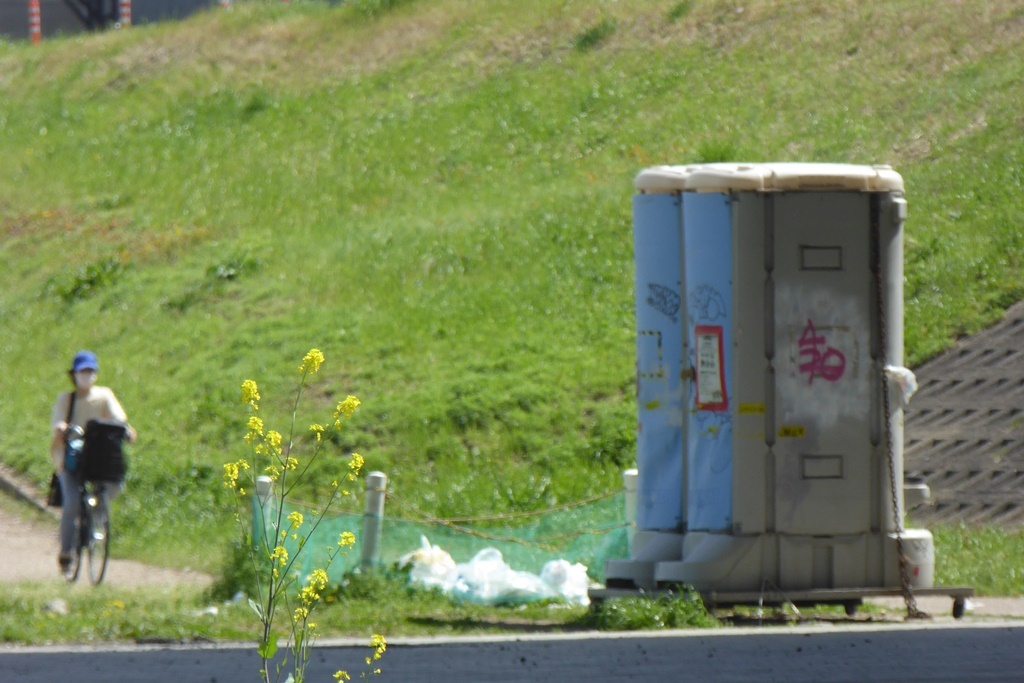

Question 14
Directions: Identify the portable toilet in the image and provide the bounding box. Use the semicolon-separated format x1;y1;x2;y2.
603;163;937;600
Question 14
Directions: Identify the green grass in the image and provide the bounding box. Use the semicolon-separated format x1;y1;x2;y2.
4;520;1018;646
573;19;617;51
0;573;591;645
0;584;253;644
582;589;719;630
0;481;1017;646
934;524;1024;596
1;0;1023;641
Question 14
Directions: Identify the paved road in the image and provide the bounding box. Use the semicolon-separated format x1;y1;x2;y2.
3;623;1024;683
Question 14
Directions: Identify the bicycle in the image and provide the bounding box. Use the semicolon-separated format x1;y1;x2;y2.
67;479;111;585
62;419;127;586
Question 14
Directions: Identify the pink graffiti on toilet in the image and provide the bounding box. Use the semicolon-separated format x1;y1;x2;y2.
798;318;846;384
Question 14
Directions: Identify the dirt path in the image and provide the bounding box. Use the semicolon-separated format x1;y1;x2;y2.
0;466;211;589
3;507;212;588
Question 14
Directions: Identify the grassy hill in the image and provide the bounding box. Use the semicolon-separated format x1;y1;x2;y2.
1;0;1023;572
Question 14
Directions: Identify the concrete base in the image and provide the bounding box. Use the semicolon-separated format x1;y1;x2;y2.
603;528;936;594
604;530;682;590
589;584;974;619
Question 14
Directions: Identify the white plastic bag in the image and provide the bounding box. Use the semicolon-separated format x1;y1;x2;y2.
540;559;591;606
884;365;918;406
398;536;457;589
450;548;556;605
400;536;591;606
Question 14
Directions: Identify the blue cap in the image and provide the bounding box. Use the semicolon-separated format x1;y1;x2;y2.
71;350;99;373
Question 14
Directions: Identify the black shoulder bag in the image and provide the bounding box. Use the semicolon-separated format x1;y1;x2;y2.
46;392;76;507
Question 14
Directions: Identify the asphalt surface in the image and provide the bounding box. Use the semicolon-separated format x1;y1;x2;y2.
3;623;1024;683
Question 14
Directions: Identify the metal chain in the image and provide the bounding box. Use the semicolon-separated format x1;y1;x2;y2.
874;200;928;620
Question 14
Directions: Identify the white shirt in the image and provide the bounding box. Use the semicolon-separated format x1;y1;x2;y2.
50;386;128;471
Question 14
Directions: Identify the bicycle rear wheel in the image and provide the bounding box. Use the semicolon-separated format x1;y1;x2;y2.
87;503;110;586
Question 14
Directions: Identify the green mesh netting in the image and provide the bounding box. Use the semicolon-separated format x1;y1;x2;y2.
252;491;631;586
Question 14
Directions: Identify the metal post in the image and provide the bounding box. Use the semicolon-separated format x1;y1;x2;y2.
360;471;387;571
28;0;42;45
118;0;130;27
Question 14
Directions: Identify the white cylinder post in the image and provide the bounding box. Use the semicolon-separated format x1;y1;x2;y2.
255;475;274;505
251;475;275;546
361;471;387;571
623;468;638;552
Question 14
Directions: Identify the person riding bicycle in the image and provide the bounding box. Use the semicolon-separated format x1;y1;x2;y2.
50;350;137;577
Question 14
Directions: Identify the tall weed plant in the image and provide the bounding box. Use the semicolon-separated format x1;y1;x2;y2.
223;348;384;682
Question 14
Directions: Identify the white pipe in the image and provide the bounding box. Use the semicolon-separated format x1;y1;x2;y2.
361;471;387;570
623;468;638;552
251;475;276;546
255;475;274;505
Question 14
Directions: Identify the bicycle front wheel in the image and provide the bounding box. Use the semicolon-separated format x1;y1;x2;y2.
86;508;110;586
67;503;89;584
68;548;83;583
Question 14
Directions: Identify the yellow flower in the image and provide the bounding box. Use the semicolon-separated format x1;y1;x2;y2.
285;456;299;471
264;465;280;480
223;462;239;487
245;413;264;436
266;430;283;455
335;395;361;419
370;634;386;659
339;531;356;548
287;511;304;530
270;545;288;566
309;423;325;441
346;452;364;481
333;672;350;682
299;348;325;375
222;459;250;489
293;606;309;623
310;568;329;589
241;379;260;409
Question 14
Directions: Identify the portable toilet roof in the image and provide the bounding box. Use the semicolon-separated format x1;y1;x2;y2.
634;162;904;194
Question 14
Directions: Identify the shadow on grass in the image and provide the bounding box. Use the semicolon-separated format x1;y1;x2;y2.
408;614;594;634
